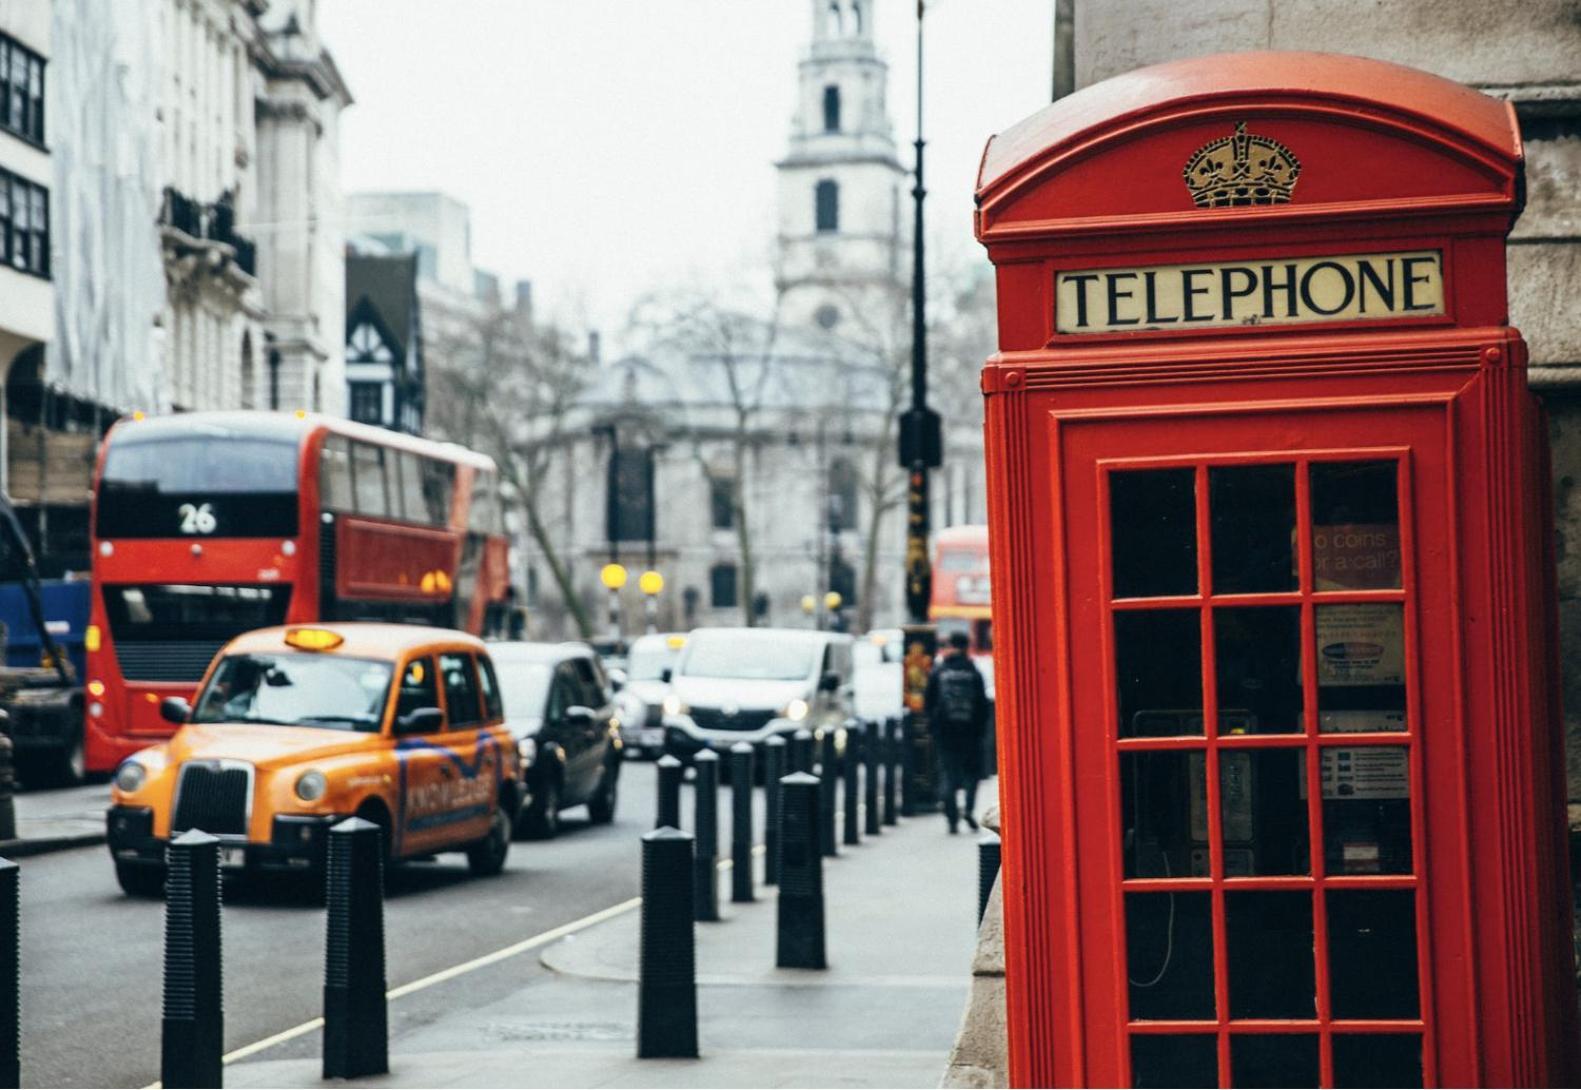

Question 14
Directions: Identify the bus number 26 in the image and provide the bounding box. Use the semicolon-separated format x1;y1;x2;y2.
178;503;217;535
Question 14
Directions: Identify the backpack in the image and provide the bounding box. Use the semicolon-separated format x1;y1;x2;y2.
935;666;980;732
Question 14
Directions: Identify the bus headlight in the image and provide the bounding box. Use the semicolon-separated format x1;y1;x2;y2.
783;698;809;722
294;769;328;802
662;694;687;717
114;761;146;794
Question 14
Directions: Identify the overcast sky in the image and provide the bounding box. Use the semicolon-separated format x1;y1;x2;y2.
320;0;1054;347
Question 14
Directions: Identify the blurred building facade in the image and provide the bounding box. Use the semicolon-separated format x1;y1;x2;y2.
3;0;350;573
344;251;424;434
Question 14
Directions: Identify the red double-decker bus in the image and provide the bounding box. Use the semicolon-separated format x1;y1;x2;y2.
85;411;510;773
930;524;994;688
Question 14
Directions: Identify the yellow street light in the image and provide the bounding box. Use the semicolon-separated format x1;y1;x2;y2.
600;563;628;590
801;595;816;614
639;570;664;596
824;591;843;612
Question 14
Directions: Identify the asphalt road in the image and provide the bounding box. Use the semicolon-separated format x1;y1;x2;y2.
17;759;697;1089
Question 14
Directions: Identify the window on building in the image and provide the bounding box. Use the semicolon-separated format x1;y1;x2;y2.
709;475;735;531
815;179;839;233
823;85;841;132
0;170;48;278
349;381;384;425
0;35;45;145
710;563;738;610
347;321;394;363
829;458;858;531
607;447;655;543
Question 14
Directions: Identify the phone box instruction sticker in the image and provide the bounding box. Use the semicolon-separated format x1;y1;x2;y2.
1317;603;1404;687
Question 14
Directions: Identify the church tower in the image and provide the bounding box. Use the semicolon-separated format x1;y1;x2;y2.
776;0;906;334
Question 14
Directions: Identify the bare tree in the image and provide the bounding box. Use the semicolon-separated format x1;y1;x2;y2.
426;306;597;637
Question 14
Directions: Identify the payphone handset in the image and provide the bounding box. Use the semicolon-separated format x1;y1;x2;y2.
1128;709;1258;879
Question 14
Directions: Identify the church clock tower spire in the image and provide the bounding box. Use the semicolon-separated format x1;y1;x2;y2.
776;0;906;333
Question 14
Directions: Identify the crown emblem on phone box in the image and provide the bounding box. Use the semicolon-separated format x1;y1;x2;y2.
1183;121;1301;207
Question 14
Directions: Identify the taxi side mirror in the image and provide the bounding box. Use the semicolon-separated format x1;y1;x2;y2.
661;667;672;684
160;697;192;725
397;707;444;735
819;671;841;693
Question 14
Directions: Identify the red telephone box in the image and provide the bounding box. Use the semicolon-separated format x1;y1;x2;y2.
974;52;1579;1088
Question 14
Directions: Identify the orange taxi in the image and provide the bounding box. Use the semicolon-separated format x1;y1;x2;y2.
106;624;522;896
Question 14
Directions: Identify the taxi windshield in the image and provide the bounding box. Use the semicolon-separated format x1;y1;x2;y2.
191;653;393;732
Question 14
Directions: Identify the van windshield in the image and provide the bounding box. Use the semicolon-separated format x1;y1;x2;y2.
680;635;819;681
192;653;392;731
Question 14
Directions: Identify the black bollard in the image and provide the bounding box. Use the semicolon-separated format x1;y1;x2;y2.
692;749;719;921
638;827;698;1058
0;739;14;843
863;724;881;837
161;830;223;1090
730;743;754;903
900;715;918;816
775;773;826;969
0;859;16;1090
655;754;683;830
842;728;861;847
817;729;839;857
882;717;900;826
791;728;814;775
323;817;388;1080
978;830;1002;926
763;736;786;886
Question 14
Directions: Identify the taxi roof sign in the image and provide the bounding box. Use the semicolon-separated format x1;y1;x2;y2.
284;627;345;652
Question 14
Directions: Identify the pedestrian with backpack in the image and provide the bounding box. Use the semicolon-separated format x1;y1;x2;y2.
924;630;991;834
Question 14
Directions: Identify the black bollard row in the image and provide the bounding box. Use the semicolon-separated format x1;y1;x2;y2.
693;750;720;922
775;773;826;970
161;830;223;1090
638;827;698;1058
882;716;900;826
863;723;881;837
763;736;786;887
730;743;754;904
978;830;1002;926
655;754;683;830
791;728;814;775
817;729;839;858
323;817;388;1080
0;858;16;1090
842;727;860;847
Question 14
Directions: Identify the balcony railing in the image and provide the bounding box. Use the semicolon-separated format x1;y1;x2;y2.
159;187;257;278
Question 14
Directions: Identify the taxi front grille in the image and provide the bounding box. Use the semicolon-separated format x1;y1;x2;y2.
689;707;776;733
172;762;252;836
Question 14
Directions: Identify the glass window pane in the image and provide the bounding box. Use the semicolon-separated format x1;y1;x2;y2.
1316;603;1407;722
1110;469;1197;599
1221;748;1309;876
439;652;482;727
1327;890;1420;1018
1230;1034;1319;1089
1311;461;1400;590
1333;1034;1422;1088
1316;744;1413;874
1125;892;1214;1020
1131;1034;1217;1089
351;442;387;517
1116;609;1202;737
399;452;426;522
1215;606;1302;733
1210;464;1296;594
1121;751;1208;878
319;436;353;511
1226;891;1315;1018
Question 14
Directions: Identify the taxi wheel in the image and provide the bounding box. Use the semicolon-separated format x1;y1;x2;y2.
466;809;511;877
518;776;561;840
115;861;166;899
587;761;620;824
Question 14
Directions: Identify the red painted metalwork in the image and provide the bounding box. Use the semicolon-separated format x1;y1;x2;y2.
85;412;510;774
975;52;1578;1088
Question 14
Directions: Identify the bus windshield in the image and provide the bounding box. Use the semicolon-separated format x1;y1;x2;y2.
192;653;393;731
96;424;300;538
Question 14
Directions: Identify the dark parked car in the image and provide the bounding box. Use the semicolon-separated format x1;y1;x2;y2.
490;642;622;838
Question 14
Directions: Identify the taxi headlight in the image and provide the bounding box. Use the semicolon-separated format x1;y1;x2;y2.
113;761;146;794
517;737;537;765
783;698;809;722
662;693;687;717
294;769;328;803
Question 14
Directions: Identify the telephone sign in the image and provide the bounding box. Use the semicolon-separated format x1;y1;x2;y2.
975;52;1578;1088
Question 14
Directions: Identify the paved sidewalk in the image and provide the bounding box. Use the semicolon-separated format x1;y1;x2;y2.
230;798;981;1089
0;781;107;856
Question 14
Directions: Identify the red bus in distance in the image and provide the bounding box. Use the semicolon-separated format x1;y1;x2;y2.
85;411;510;774
930;524;994;695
